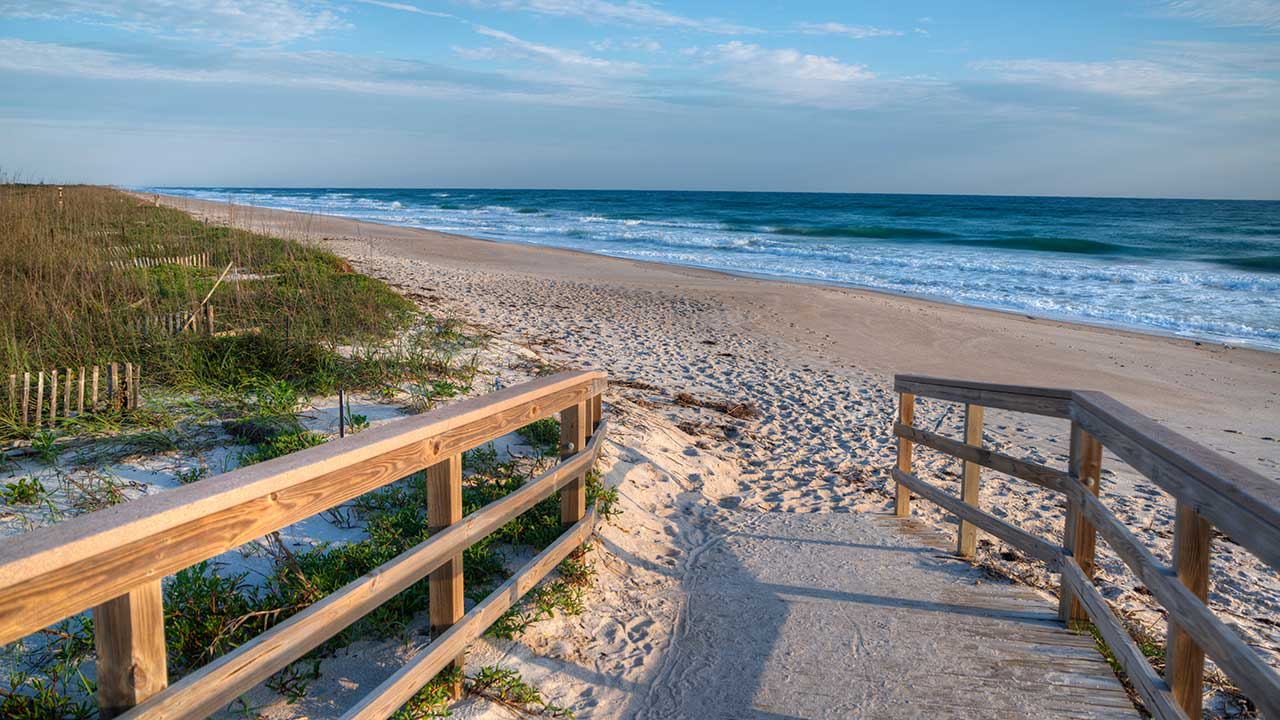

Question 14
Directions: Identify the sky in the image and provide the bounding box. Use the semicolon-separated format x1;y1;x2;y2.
0;1;1278;199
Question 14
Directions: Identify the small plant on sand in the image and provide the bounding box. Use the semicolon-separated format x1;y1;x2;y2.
517;417;561;455
239;431;328;466
30;431;59;464
174;466;209;485
466;665;575;718
488;545;595;641
1;477;45;505
0;618;96;720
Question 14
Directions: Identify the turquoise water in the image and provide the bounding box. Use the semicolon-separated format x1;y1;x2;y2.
142;187;1280;351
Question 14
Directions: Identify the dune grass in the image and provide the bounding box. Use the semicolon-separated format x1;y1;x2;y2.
0;184;481;441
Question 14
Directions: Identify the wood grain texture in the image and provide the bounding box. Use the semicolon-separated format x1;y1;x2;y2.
93;581;168;719
119;421;607;720
1070;391;1280;570
560;400;587;526
894;393;915;517
0;370;606;645
426;453;464;697
956;404;984;558
342;509;598;720
891;468;1060;563
1060;424;1102;625
1166;502;1211;718
1061;468;1280;715
894;421;1068;494
895;375;1072;418
1059;558;1187;720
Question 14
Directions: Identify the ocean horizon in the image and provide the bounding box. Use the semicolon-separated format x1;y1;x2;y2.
140;187;1280;352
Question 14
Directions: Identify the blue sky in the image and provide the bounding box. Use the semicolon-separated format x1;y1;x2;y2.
1;1;1277;198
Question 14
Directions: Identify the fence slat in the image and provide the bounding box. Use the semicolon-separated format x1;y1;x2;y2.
78;367;86;415
956;403;984;557
91;366;99;412
93;581;168;718
1059;558;1187;720
560;400;588;525
1167;502;1211;717
892;468;1060;563
1060;423;1102;624
63;370;72;418
50;369;58;421
35;371;44;426
427;454;465;698
895;393;915;516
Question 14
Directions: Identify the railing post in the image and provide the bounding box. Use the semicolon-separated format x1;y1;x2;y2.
956;403;984;557
93;581;167;719
1167;500;1211;717
560;400;588;525
426;454;464;698
894;392;915;517
1059;423;1102;625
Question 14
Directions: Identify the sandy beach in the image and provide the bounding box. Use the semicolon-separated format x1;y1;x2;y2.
152;194;1280;717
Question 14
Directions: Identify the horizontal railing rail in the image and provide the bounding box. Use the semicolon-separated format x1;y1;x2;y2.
892;374;1280;720
0;370;609;719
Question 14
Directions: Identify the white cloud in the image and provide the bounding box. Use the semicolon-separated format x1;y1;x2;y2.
795;22;902;39
0;37;634;105
355;0;454;18
1163;0;1280;30
590;37;662;52
971;49;1280;107
971;58;1200;97
461;0;759;34
0;0;345;44
472;26;641;72
689;41;883;108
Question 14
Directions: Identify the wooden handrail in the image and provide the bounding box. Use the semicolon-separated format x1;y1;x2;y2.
118;424;608;720
0;370;605;644
891;374;1280;719
0;370;609;719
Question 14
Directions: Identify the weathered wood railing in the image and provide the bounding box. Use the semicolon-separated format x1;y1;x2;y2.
892;375;1280;719
0;369;608;719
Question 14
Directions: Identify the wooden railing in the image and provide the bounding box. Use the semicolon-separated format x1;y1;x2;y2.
892;375;1280;719
0;370;608;719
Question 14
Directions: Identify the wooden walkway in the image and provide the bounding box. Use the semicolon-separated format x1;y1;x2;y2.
630;510;1136;719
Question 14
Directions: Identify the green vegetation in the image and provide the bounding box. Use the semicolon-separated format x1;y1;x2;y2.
1;477;45;505
0;184;485;441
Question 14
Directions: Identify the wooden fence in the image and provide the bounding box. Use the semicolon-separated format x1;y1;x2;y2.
4;363;141;426
891;375;1280;719
109;252;211;270
131;305;215;338
0;370;607;719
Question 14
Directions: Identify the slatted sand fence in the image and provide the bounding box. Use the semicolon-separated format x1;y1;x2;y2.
4;363;142;427
107;252;211;270
130;305;216;338
0;369;607;719
891;375;1280;719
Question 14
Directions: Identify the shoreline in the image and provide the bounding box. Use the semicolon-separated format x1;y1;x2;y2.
150;190;1280;478
145;191;1278;357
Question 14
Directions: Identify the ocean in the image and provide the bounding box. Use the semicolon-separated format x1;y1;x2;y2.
140;187;1280;351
